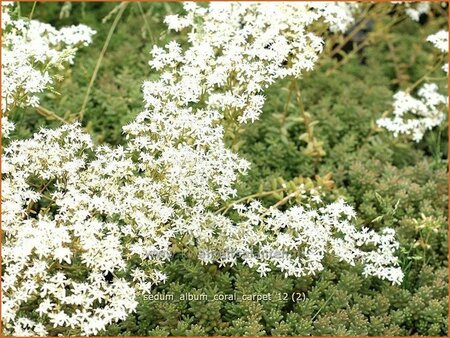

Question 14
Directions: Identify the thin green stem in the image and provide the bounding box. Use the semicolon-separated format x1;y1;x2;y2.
137;2;155;45
80;2;129;121
406;56;447;93
36;105;69;124
312;289;336;321
282;79;295;123
269;190;299;210
29;1;37;20
217;188;286;215
294;81;306;119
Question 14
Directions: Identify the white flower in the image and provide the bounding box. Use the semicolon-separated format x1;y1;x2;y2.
257;263;271;277
427;30;448;53
427;30;448;76
2;116;15;138
377;83;447;142
1;4;95;114
48;311;70;327
37;299;54;316
379;30;448;142
53;247;72;264
2;2;406;336
395;2;430;22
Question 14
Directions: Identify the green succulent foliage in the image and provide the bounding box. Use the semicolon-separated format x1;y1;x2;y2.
13;2;448;336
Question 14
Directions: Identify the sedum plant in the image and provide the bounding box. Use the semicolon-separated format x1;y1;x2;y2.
377;83;447;142
377;28;448;142
1;2;95;114
0;2;423;336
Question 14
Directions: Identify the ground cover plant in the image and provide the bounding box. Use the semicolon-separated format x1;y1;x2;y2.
1;1;448;336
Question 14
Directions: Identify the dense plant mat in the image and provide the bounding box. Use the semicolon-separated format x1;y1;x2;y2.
2;2;448;336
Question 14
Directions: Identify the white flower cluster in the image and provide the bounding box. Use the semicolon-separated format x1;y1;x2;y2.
393;1;431;22
1;116;15;139
2;125;142;336
427;30;449;73
197;200;403;284
1;3;95;114
150;2;357;124
378;29;448;142
2;2;404;336
427;30;449;53
377;83;447;142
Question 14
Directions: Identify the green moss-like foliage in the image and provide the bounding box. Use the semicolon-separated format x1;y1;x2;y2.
12;2;448;336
